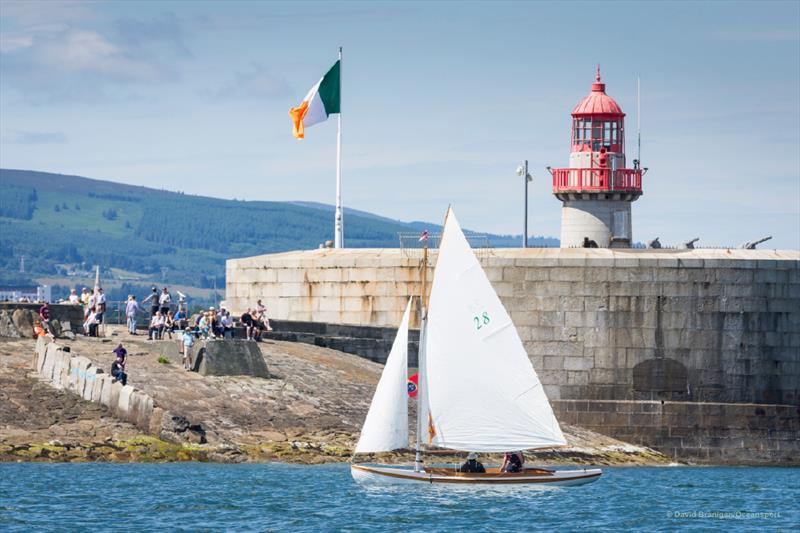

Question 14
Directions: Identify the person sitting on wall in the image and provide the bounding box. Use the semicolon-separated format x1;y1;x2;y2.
500;451;524;473
111;353;127;386
220;310;234;339
241;308;255;340
38;302;51;335
256;299;273;332
83;308;99;337
459;452;486;473
148;311;165;340
163;311;175;340
173;307;188;331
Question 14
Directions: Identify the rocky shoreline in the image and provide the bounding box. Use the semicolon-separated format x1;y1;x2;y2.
1;332;672;466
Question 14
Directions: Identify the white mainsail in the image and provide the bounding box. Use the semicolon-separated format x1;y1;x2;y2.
355;297;413;453
425;208;566;452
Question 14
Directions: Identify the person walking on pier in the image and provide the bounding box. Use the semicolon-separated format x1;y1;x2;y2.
125;295;140;335
181;327;195;371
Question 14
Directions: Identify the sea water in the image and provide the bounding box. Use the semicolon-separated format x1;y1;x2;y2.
1;463;797;531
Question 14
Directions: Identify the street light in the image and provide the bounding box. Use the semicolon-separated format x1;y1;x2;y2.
516;160;533;248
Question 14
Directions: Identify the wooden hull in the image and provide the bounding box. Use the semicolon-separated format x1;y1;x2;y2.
351;464;602;486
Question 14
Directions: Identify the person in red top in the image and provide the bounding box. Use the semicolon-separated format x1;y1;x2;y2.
38;303;52;335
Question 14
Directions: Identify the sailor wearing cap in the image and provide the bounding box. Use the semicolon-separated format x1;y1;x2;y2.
459;452;486;473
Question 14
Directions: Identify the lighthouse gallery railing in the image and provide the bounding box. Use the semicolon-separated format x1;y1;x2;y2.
552;168;641;193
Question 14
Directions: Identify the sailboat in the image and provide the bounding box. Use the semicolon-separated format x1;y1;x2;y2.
350;208;602;485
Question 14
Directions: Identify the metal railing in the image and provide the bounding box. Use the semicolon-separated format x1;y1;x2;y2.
398;232;492;259
552;168;642;193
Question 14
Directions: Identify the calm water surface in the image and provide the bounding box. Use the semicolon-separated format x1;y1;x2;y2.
1;463;797;531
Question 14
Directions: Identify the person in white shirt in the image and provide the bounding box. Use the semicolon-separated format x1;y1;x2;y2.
148;311;166;340
83;310;99;337
220;310;233;338
68;289;79;305
96;288;107;311
159;288;172;315
255;299;273;332
86;289;96;319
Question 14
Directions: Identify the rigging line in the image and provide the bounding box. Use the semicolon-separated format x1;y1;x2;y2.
510;381;543;404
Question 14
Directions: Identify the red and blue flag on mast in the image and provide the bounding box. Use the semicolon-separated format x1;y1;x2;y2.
407;373;418;398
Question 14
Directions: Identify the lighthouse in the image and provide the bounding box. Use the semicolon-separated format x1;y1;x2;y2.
551;68;643;248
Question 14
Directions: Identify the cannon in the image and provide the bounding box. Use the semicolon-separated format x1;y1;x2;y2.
739;236;772;250
681;238;700;249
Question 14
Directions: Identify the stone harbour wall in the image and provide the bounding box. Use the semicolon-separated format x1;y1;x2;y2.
226;248;800;405
32;337;204;444
553;400;799;465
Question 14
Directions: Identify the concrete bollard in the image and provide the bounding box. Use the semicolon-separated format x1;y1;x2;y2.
116;385;135;419
107;381;123;412
42;344;60;382
92;374;109;403
51;351;67;389
129;390;154;429
59;352;72;390
68;356;92;396
35;336;50;372
83;368;102;401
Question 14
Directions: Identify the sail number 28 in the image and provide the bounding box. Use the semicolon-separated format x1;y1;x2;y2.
473;312;490;330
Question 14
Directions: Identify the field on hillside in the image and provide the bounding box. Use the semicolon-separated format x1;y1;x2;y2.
0;169;558;297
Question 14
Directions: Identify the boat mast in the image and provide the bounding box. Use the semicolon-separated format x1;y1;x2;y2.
414;238;428;472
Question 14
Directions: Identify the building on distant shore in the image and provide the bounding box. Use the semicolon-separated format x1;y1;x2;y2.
0;285;51;303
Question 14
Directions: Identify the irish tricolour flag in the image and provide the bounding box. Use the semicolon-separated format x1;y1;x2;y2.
289;60;341;139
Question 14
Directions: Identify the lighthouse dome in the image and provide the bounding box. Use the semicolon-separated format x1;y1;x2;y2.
572;68;624;117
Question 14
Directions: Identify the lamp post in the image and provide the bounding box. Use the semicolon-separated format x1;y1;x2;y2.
516;160;533;248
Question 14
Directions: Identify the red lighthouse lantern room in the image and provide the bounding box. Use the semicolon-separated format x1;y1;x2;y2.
551;68;644;248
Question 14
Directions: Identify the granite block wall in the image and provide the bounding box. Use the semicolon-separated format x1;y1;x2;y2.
552;400;800;465
226;248;800;406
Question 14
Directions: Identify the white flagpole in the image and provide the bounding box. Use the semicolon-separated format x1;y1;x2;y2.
334;46;344;248
637;75;641;165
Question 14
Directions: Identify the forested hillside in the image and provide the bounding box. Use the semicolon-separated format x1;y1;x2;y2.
0;169;558;295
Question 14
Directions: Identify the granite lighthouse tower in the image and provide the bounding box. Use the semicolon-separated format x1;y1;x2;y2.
551;69;644;248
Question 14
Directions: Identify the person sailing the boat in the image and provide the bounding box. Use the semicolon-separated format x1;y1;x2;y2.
501;451;524;473
459;452;485;473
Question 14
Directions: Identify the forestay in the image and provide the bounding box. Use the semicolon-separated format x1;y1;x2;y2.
425;208;566;452
354;297;413;453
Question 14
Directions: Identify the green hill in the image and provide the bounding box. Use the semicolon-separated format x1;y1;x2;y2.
0;169;558;301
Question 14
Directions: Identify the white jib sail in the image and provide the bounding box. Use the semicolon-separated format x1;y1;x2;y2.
425;208;566;452
355;297;413;453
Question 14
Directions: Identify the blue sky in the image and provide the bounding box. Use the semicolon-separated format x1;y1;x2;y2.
1;0;798;249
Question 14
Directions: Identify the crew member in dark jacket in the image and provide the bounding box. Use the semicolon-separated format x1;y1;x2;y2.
111;353;127;386
459;452;486;473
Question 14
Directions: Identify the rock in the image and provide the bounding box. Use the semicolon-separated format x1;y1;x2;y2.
49;319;63;338
160;413;207;444
165;414;191;433
0;310;20;338
11;309;35;338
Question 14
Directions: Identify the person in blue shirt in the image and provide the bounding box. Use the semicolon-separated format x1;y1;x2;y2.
181;327;195;371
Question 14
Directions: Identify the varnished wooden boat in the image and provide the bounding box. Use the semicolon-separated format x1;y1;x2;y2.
351;464;602;486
